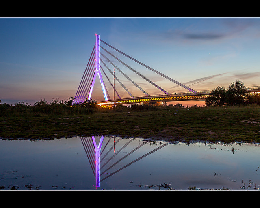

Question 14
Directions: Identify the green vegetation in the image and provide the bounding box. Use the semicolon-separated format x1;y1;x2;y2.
1;98;260;143
206;80;260;106
1;80;260;143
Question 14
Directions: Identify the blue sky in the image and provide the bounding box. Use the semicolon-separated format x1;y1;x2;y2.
1;17;260;104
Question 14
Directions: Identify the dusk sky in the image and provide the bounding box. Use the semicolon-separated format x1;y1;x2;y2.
1;17;260;104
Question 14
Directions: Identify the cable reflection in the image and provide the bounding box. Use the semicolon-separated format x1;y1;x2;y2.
81;136;168;188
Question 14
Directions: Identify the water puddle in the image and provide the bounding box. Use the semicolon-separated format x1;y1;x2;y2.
1;137;260;190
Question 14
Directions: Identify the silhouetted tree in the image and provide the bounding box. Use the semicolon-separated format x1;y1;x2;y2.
247;93;260;105
82;99;98;109
64;97;74;106
226;80;247;106
206;80;247;106
205;86;226;106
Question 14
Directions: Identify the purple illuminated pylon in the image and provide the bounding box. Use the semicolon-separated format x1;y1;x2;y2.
72;34;108;105
88;34;109;101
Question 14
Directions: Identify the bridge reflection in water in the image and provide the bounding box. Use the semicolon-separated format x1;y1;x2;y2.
80;136;168;188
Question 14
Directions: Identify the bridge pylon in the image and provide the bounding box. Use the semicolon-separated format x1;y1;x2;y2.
73;34;108;105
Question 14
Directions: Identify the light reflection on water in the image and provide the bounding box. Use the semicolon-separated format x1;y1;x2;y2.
1;136;260;190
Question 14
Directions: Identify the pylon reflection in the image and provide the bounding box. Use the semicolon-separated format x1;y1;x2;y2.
81;136;168;188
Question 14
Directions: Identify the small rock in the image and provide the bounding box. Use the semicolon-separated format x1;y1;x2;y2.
35;186;41;190
9;185;19;190
25;184;33;189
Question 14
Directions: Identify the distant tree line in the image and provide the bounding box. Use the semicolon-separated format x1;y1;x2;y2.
1;80;260;117
205;80;260;106
0;97;98;117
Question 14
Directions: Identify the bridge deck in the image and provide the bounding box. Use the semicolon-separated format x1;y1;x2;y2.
98;93;210;105
98;89;259;105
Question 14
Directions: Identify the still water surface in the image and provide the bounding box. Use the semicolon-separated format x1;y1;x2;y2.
1;136;260;190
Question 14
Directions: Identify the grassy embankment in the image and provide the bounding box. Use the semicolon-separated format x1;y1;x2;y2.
1;103;260;143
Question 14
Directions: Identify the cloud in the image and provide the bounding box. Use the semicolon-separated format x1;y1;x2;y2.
233;72;260;80
169;73;226;90
147;29;228;45
146;19;259;45
183;32;225;40
182;19;257;42
185;73;227;85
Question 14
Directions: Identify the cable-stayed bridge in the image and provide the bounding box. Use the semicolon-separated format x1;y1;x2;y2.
72;34;212;105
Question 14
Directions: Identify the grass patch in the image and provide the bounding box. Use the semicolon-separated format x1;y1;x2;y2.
1;105;260;143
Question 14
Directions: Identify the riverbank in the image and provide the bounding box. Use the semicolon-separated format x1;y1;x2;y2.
1;105;260;143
